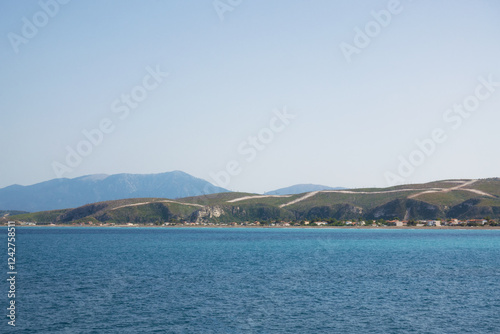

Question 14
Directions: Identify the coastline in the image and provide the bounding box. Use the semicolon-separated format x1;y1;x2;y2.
6;225;500;230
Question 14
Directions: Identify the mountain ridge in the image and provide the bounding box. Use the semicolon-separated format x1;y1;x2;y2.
5;178;500;224
0;171;228;212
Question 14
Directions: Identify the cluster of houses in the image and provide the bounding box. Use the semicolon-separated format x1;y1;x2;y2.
170;218;494;227
163;219;494;227
385;219;490;227
6;218;495;227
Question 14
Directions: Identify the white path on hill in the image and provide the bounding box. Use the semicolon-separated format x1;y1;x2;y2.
278;188;428;208
322;188;443;195
111;200;205;211
279;179;494;208
463;188;495;196
409;179;494;199
279;191;320;208
227;195;292;203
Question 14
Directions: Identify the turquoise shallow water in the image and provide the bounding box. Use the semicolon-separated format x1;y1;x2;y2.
2;227;500;333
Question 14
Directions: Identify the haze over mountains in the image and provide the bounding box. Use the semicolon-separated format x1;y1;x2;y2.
0;171;228;212
0;171;345;212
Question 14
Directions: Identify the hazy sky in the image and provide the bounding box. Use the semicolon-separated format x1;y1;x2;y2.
1;0;499;193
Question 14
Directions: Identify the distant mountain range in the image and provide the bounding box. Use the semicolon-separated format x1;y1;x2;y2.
5;178;500;224
265;184;345;195
0;171;227;212
0;172;346;212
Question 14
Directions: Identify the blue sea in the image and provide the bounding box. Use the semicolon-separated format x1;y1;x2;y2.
2;227;500;333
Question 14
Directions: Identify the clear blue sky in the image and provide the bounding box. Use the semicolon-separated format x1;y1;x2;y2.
1;0;499;193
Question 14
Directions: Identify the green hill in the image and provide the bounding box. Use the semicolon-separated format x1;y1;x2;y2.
4;178;500;224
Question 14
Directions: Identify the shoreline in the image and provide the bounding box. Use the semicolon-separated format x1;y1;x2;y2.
6;225;500;230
